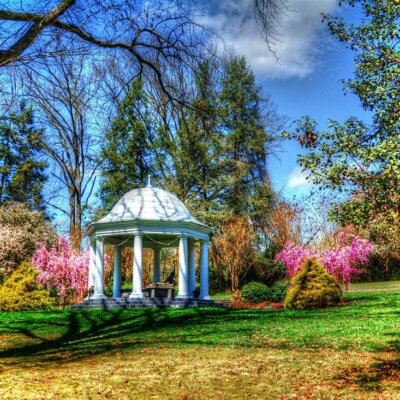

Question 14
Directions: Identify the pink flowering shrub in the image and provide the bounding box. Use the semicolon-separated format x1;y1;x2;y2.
274;241;316;280
33;237;89;306
321;226;373;287
275;226;373;287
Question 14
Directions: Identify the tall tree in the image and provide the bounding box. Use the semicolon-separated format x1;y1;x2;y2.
182;61;227;223
284;0;400;227
99;78;153;212
0;102;46;210
220;56;275;222
23;54;99;248
148;60;228;225
149;55;280;227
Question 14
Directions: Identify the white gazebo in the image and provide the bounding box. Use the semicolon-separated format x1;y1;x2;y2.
85;178;212;303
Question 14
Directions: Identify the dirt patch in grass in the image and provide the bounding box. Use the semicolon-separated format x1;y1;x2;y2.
0;346;399;400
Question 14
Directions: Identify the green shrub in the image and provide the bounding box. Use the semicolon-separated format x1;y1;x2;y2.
0;260;56;311
284;259;342;310
241;281;271;303
270;280;289;302
105;276;114;298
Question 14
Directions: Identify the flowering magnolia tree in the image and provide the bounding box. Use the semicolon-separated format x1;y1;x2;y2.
33;237;90;306
0;202;56;281
275;226;373;287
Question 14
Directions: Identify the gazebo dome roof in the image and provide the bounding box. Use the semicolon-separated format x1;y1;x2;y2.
98;185;203;225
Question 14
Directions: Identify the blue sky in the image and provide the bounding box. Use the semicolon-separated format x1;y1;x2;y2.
202;0;371;199
265;41;367;197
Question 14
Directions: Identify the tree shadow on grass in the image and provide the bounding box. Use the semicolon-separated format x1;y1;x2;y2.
0;305;383;371
335;335;400;392
2;302;399;375
0;307;266;368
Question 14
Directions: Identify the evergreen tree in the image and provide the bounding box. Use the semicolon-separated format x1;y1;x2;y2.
220;56;275;221
187;62;226;223
154;61;227;225
156;57;276;226
99;79;153;212
0;102;46;210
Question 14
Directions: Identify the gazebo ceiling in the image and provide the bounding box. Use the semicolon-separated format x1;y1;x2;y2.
98;186;202;225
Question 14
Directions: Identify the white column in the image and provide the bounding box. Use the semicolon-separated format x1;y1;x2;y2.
153;246;161;283
93;238;106;299
130;235;144;299
188;239;196;296
88;239;95;290
199;240;210;300
177;235;190;298
113;246;122;298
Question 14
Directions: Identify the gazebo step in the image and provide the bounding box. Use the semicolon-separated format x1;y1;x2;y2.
71;298;225;309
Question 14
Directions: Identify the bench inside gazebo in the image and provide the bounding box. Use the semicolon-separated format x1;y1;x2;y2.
74;178;221;309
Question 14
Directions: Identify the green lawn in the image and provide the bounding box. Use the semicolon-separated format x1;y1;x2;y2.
348;280;400;293
0;288;399;399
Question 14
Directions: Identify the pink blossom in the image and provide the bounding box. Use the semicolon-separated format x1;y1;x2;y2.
275;226;373;287
321;227;373;287
33;237;91;306
274;241;316;279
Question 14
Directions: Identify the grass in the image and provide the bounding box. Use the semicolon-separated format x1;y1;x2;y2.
212;280;400;299
0;288;399;398
209;290;232;300
348;280;400;293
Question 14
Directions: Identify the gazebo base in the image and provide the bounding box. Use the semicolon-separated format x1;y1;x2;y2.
71;297;225;309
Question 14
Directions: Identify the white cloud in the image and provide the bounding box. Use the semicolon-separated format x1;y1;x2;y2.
287;166;312;189
200;0;339;79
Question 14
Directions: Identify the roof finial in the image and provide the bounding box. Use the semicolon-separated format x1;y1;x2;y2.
147;174;152;187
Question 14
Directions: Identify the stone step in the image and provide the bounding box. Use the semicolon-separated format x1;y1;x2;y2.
71;297;225;309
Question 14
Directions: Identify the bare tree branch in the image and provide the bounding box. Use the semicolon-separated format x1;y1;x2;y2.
0;0;75;66
253;0;288;55
0;1;286;101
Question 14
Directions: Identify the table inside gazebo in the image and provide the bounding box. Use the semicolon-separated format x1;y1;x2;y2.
143;283;175;299
120;283;175;299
